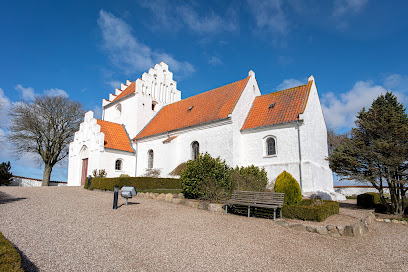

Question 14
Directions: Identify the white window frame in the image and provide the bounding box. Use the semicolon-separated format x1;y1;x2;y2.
263;135;277;158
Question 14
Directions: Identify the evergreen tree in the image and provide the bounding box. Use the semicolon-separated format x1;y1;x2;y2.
329;92;408;215
0;161;13;186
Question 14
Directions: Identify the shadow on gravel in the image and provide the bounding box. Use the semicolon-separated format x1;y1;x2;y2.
339;202;359;209
0;191;27;205
118;202;140;208
13;243;39;272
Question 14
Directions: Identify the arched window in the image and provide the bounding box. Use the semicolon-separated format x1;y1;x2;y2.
152;101;158;111
266;137;276;156
148;150;154;169
191;141;199;160
115;104;122;118
115;159;122;170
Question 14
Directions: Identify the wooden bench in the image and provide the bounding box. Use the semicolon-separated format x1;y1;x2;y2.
224;191;285;221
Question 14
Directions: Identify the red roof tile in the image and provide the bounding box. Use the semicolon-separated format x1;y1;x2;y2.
112;81;135;102
163;135;178;143
134;76;250;139
96;119;134;152
241;81;312;130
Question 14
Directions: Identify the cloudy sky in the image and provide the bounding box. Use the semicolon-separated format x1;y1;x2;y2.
0;0;407;183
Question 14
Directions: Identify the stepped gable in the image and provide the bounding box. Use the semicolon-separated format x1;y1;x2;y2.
134;76;250;140
241;81;312;130
96;119;134;152
112;81;136;102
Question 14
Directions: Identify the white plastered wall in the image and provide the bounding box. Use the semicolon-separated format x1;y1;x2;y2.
102;62;181;139
67;111;135;186
300;78;334;192
136;120;233;177
241;124;302;187
231;71;261;167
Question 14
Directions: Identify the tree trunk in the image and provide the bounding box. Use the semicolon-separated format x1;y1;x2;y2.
42;164;52;186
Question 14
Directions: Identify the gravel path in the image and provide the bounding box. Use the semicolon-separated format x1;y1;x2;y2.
0;187;407;272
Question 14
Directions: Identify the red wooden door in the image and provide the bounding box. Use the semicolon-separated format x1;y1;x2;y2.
81;159;88;186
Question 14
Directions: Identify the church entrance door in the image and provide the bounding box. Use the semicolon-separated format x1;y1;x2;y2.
81;158;88;186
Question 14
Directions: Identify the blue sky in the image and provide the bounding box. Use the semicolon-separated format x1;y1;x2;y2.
0;0;407;184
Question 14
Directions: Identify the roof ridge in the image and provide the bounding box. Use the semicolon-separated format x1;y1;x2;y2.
178;75;250;104
261;82;308;98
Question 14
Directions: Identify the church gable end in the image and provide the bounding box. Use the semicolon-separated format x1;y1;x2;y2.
134;76;251;140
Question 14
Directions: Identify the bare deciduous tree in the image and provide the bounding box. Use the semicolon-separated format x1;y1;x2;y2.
9;95;85;186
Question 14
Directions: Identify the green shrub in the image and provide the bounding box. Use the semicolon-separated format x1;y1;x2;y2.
119;174;130;178
0;232;23;272
282;199;339;222
357;192;381;208
0;161;12;186
169;162;187;176
232;165;268;192
180;153;233;201
274;171;302;205
88;176;181;191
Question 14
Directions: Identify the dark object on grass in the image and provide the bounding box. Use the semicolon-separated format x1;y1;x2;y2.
86;175;92;189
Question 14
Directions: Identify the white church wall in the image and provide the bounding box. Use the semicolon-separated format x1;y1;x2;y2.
67;111;135;186
231;71;261;167
103;62;181;138
97;149;135;178
136;120;233;177
241;124;301;186
300;78;334;192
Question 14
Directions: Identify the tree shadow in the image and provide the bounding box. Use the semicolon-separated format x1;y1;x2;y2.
0;191;27;204
13;243;39;272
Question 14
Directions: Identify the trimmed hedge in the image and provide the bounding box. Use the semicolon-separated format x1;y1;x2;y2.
274;171;302;205
282;200;339;222
0;232;23;272
357;192;381;208
87;177;181;191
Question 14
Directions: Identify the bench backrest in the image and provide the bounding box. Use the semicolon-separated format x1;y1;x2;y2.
230;191;284;206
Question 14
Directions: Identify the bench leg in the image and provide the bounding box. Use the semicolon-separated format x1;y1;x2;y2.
225;205;228;214
273;209;276;221
126;198;128;206
280;208;282;219
248;206;250;217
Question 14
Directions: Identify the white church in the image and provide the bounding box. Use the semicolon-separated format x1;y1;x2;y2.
68;62;339;197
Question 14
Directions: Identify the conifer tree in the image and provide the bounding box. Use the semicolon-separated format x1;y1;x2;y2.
329;92;408;215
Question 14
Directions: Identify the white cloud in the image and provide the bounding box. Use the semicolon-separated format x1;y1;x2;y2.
139;0;238;35
177;5;237;34
15;84;36;101
107;80;122;89
383;74;408;93
247;0;288;34
0;88;11;130
92;105;102;119
332;0;368;29
44;88;69;97
208;56;223;66
97;10;195;78
321;80;403;130
276;78;304;91
333;0;368;17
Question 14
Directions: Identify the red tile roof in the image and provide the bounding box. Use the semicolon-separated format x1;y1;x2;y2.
112;81;135;102
96;119;134;152
134;76;250;139
241;81;312;130
163;135;178;143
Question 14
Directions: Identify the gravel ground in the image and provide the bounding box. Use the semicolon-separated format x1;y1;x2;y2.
0;187;407;272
